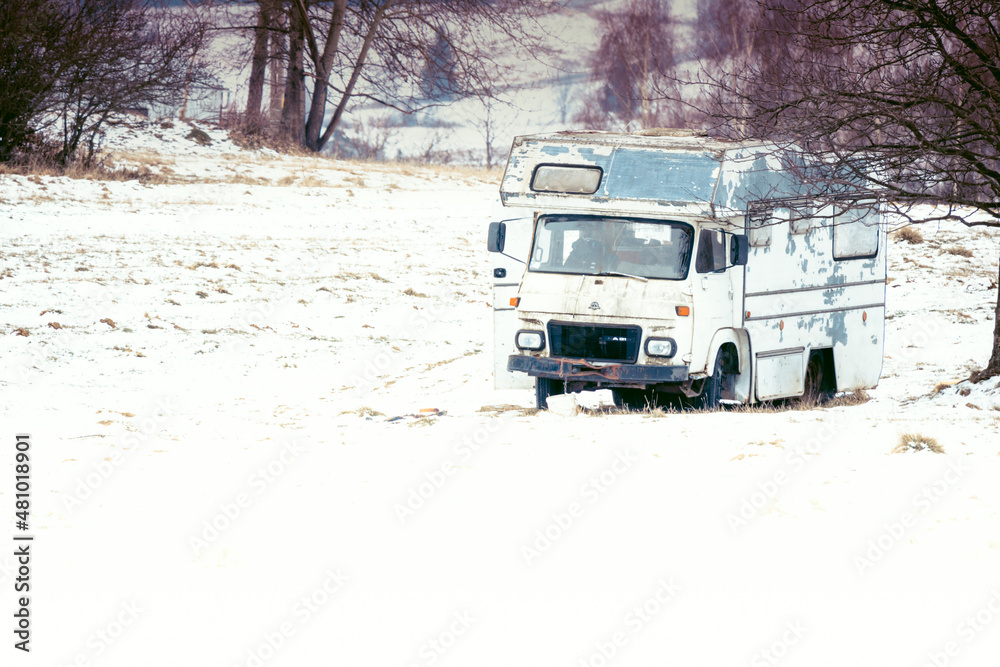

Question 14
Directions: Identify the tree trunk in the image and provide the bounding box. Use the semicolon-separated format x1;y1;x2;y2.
280;5;305;145
302;0;347;152
314;0;394;153
246;0;271;129
268;11;286;126
972;257;1000;382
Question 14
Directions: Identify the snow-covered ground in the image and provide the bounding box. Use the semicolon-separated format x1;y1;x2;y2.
2;123;1000;667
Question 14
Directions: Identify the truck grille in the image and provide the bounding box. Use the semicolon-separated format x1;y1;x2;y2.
547;322;641;363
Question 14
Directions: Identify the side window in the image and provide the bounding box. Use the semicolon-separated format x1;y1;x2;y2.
747;204;772;247
789;205;813;234
833;203;879;259
696;229;726;273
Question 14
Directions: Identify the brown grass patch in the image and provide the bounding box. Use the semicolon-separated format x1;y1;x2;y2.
943;246;973;257
893;227;924;244
477;404;539;416
892;433;944;454
933;380;960;393
824;389;870;407
0;152;168;184
338;406;386;418
226;127;315;157
223;173;271;186
293;174;329;188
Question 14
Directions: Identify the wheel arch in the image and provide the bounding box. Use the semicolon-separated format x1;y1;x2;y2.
707;329;752;403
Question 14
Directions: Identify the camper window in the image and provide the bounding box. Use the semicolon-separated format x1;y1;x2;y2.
747;205;773;247
833;204;879;259
530;165;603;194
789;206;813;234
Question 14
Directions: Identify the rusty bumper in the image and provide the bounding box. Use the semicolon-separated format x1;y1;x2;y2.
508;355;689;383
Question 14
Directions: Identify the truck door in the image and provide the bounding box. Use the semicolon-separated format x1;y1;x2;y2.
691;229;734;370
491;217;535;390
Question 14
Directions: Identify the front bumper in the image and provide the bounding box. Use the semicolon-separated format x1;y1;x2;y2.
508;355;689;384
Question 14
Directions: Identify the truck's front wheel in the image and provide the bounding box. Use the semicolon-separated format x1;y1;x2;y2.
535;377;565;410
692;353;727;410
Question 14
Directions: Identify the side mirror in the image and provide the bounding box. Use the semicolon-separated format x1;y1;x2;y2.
730;234;749;266
487;221;506;253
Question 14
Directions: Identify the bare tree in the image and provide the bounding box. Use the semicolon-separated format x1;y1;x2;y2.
700;0;1000;380
585;0;677;129
252;0;555;153
245;0;277;127
0;0;210;165
693;0;802;132
476;96;513;169
0;0;66;161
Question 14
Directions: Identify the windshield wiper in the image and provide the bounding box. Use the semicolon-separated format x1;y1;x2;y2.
595;271;648;282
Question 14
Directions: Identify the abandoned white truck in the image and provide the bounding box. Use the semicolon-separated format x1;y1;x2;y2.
488;130;886;410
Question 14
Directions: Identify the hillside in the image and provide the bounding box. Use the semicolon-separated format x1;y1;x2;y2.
2;123;1000;666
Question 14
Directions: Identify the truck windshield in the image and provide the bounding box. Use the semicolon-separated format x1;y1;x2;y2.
529;215;693;280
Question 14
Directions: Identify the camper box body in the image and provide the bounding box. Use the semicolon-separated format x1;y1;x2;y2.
490;131;886;407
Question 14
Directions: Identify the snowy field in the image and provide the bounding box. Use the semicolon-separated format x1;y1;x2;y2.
2;122;1000;667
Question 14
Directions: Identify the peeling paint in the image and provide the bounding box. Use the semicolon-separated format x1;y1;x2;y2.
824;310;849;346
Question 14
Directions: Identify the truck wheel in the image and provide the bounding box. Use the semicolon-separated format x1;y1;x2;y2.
535;377;564;410
693;353;726;410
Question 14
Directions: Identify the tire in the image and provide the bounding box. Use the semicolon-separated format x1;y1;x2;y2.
692;353;726;410
535;377;564;410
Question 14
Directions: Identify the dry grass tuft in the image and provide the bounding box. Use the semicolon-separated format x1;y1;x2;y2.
824;389;870;407
338;406;386;418
223;173;270;186
477;404;539;416
298;174;330;188
893;433;944;454
934;380;960;393
943;246;973;257
893;227;924;244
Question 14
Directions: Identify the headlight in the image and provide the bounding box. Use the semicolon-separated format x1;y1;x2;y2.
515;330;545;351
645;337;677;358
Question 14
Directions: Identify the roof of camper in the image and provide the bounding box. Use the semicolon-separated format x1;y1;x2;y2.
501;130;798;217
512;130;767;156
